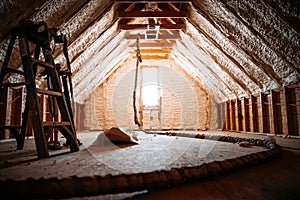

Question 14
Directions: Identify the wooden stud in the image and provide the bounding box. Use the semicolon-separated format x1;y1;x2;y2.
237;98;243;132
217;103;222;129
243;97;250;132
251;95;259;132
270;90;283;135
230;100;236;131
116;11;188;18
260;92;270;133
118;23;185;30
10;88;23;137
0;87;8;139
221;102;226;130
284;87;299;136
226;101;230;131
126;31;180;40
75;103;84;131
114;0;193;2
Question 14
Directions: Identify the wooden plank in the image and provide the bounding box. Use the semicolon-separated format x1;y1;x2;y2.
36;89;62;97
270;90;282;134
251;95;259;132
0;125;22;129
132;54;170;60
0;82;28;88
131;49;171;54
217;103;224;130
10;88;23;131
126;32;180;39
226;101;230;130
75;103;85;131
0;87;8;139
118;23;185;30
230;100;236;131
284;87;299;136
129;41;176;48
31;58;54;69
115;0;193;3
260;92;270;133
243;97;250;132
237;99;243;131
7;68;24;75
116;11;188;18
43;121;71;126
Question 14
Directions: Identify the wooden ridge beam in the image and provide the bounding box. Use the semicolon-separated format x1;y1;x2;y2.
126;31;180;39
115;1;193;2
129;41;175;48
132;54;170;59
118;23;185;30
116;11;188;18
130;49;172;54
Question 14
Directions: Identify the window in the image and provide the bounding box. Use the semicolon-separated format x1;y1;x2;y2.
141;67;160;106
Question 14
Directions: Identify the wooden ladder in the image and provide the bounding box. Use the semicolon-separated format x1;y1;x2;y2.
0;22;79;158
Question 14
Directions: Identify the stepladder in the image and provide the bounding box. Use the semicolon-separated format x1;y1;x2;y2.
0;20;80;158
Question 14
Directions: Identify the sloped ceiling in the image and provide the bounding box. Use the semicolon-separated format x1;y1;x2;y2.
0;0;299;103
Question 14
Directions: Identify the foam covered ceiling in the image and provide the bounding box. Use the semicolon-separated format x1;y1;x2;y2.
0;0;299;103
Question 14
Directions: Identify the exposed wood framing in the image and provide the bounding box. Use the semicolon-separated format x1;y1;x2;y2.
126;31;181;40
116;11;188;18
118;23;185;30
243;97;250;132
251;95;259;132
270;89;283;134
114;1;193;3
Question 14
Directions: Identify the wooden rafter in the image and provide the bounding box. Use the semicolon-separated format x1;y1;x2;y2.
116;3;133;11
130;49;171;54
133;54;170;60
114;0;193;2
118;23;185;30
116;10;188;18
129;41;176;48
126;34;180;40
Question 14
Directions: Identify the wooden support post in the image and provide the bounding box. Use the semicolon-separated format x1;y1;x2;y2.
237;98;243;132
243;97;250;132
39;94;44;122
260;92;271;133
251;95;259;132
230;100;236;131
217;103;226;130
10;88;23;136
0;87;8;139
226;101;230;131
221;102;226;130
75;103;85;131
217;103;222;130
284;87;299;136
270;90;283;135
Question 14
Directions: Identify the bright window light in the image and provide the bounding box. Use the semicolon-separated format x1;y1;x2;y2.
142;84;159;106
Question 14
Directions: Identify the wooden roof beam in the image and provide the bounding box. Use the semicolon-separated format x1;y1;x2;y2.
132;54;170;60
126;32;181;39
114;1;193;2
130;49;172;54
129;41;176;48
116;10;188;18
118;23;185;30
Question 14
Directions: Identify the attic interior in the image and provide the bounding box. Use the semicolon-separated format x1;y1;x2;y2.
0;0;300;199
